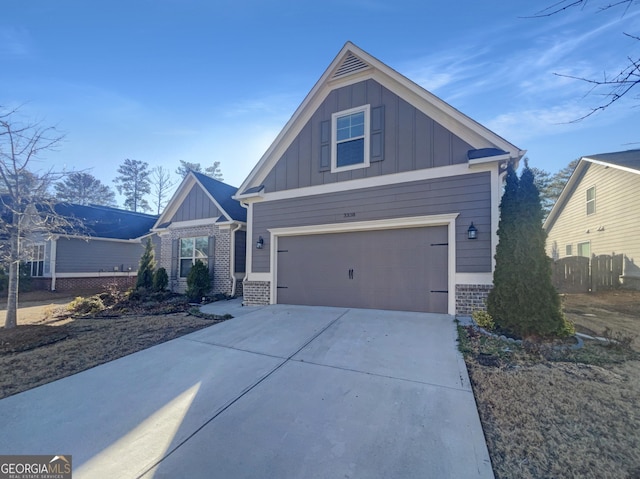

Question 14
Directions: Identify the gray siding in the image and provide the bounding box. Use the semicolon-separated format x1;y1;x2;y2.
55;238;144;273
171;184;221;222
253;172;492;274
235;230;247;273
261;79;473;193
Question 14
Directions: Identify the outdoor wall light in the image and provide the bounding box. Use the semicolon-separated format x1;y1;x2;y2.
256;236;264;249
468;222;478;240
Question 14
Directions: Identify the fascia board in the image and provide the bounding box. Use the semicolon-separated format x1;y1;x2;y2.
152;174;196;228
238;42;523;193
582;157;640;176
192;176;233;222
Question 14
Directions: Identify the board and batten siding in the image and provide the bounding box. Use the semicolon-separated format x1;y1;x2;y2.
55;238;144;273
252;172;492;274
171;184;221;222
261;79;473;193
546;164;640;263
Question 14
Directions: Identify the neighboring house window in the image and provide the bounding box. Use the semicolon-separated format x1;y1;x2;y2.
331;105;370;173
586;186;596;215
180;237;209;277
577;241;590;258
565;244;572;256
26;244;45;277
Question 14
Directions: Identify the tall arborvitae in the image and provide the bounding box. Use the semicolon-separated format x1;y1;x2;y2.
136;238;156;289
515;162;566;336
488;161;570;338
487;162;521;334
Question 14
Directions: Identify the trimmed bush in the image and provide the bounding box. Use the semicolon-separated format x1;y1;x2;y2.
186;260;211;301
472;310;495;331
153;267;169;292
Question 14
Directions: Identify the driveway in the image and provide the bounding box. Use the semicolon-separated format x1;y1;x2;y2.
0;305;493;478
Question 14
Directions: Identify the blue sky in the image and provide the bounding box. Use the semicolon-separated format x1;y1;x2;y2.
2;0;639;206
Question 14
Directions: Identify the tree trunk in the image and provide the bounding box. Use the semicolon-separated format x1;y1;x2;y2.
4;234;20;329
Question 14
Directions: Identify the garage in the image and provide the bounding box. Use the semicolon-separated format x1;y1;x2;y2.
275;226;448;313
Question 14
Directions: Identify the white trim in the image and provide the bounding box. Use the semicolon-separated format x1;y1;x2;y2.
583;157;640;176
237;42;523;194
491;167;502;272
164;218;217;229
55;234;141;244
331;104;370;173
468;153;512;167
50;237;57;291
55;272;137;278
245;272;271;282
258;163;482;203
455;272;493;285
267;214;459;314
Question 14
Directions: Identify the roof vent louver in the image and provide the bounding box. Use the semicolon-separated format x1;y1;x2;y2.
332;52;370;79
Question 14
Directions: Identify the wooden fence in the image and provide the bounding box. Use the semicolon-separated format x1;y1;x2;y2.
552;253;624;293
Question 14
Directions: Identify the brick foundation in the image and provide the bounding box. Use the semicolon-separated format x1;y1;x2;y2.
455;284;492;315
30;275;137;293
243;281;270;306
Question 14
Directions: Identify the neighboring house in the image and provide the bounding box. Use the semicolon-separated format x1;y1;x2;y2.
235;42;524;314
25;203;158;292
544;149;640;289
152;171;246;296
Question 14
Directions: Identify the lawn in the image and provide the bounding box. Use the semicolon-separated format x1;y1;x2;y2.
461;290;640;479
0;290;224;399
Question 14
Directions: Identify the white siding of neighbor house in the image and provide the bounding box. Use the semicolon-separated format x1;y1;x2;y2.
546;163;640;265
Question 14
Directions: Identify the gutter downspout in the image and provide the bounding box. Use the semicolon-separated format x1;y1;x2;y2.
230;222;242;297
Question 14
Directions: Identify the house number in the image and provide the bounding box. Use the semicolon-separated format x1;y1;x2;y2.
344;212;356;218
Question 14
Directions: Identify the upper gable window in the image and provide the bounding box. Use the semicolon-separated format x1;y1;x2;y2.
586;186;596;215
332;105;370;173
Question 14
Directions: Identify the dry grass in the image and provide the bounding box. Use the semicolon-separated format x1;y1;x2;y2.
0;292;224;400
462;290;640;479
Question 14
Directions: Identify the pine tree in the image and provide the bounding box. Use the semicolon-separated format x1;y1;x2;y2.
54;172;117;206
136;238;155;289
114;159;151;212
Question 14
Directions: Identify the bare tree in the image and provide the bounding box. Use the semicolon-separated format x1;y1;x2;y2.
528;0;639;120
0;106;79;329
150;166;175;215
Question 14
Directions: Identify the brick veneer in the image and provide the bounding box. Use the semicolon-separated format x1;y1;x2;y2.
30;276;137;292
455;284;492;315
243;281;270;306
158;224;234;296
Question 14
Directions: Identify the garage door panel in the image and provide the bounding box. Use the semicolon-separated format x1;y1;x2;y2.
276;226;448;313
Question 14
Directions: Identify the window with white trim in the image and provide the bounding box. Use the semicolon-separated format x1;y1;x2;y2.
577;241;590;258
586;186;596;215
26;244;45;277
331;105;370;172
179;236;209;277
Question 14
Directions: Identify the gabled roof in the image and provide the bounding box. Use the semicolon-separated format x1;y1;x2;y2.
237;41;525;196
153;171;246;229
53;203;158;240
544;149;640;230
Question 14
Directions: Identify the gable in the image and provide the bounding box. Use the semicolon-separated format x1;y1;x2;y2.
170;183;221;223
237;42;523;198
260;79;474;193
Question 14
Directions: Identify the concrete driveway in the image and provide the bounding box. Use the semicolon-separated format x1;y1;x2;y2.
0;305;493;478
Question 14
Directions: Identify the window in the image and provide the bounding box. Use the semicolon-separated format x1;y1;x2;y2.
586;186;596;215
26;244;45;277
565;244;573;256
180;237;209;277
577;241;590;258
332;105;370;172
